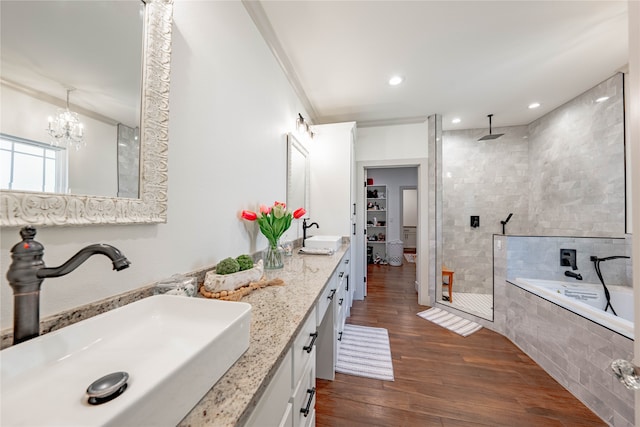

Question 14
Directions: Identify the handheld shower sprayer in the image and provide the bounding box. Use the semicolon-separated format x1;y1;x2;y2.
500;213;513;235
590;255;630;316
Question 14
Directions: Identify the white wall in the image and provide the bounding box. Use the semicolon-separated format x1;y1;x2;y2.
0;0;310;329
356;122;429;161
402;189;418;227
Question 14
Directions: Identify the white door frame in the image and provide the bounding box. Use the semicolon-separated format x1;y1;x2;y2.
355;158;429;305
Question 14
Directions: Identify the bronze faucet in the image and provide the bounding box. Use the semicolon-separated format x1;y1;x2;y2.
6;226;131;344
302;218;319;246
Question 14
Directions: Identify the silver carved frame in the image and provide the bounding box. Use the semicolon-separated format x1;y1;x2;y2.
0;0;173;227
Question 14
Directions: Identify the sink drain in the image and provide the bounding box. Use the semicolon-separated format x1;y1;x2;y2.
86;371;129;405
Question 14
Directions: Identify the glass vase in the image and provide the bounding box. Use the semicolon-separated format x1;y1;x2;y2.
263;241;284;269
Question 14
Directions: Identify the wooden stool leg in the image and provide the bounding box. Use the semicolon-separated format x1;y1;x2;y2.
442;270;454;303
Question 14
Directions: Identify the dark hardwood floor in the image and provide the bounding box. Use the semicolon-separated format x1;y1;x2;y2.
315;261;606;427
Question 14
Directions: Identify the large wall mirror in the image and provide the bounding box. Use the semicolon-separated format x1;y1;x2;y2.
287;133;309;214
0;0;173;226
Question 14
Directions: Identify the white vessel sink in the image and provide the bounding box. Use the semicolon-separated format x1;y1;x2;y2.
1;295;251;426
304;235;343;252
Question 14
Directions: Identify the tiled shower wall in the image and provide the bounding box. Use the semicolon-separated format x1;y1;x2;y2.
442;125;529;294
528;74;626;237
442;73;626;294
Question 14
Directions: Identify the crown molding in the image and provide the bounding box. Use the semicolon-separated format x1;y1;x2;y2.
242;0;318;123
355;115;430;128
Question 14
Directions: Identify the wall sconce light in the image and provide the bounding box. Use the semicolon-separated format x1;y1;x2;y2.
296;113;314;140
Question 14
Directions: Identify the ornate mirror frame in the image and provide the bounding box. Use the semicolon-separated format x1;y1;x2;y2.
0;0;173;227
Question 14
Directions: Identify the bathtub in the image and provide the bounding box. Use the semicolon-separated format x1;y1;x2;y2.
513;278;634;339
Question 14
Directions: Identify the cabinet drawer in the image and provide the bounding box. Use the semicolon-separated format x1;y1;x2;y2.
279;403;294;427
334;303;345;361
334;285;346;325
293;306;317;387
316;276;337;327
292;349;316;427
245;349;292;427
304;409;315;427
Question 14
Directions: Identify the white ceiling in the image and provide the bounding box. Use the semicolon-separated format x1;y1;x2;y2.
254;0;629;130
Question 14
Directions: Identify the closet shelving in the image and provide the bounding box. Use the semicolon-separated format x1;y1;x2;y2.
366;185;387;263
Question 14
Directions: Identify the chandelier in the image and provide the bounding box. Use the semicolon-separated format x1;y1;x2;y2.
46;89;85;150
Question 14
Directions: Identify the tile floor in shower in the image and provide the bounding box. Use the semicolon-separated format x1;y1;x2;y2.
440;291;493;319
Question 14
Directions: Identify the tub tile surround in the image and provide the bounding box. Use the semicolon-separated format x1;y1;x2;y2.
506;235;631;286
493;235;634;427
505;282;634;426
1;243;349;426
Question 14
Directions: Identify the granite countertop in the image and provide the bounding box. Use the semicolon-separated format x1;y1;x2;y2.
178;243;349;427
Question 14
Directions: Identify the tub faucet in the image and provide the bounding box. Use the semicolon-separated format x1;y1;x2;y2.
302;218;319;246
6;226;131;345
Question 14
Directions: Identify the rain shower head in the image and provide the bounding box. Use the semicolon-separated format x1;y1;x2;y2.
478;114;504;141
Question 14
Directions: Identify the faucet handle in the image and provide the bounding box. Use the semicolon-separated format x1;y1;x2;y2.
11;226;44;257
20;226;37;241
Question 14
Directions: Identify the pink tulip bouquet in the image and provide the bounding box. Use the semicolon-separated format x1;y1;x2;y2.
241;201;305;268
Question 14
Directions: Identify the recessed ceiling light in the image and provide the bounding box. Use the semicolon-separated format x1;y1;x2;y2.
451;118;461;124
596;96;609;103
528;102;541;109
388;76;404;86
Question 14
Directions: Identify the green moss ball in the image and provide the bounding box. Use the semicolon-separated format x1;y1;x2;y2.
236;254;254;271
216;257;240;275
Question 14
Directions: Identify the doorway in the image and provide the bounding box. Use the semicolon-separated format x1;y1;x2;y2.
356;164;426;301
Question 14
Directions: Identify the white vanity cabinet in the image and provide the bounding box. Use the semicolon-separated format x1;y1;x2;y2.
245;307;317;427
316;252;353;381
244;250;353;426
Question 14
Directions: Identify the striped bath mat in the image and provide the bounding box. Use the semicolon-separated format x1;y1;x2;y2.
335;324;394;381
417;307;482;337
